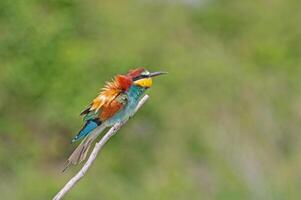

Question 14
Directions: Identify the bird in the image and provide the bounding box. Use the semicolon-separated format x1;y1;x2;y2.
63;68;166;171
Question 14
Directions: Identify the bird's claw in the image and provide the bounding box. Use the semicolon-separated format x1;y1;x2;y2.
113;122;122;131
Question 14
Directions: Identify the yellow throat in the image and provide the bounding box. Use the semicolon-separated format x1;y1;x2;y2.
134;78;153;88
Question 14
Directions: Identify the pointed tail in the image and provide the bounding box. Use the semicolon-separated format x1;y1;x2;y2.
63;124;106;172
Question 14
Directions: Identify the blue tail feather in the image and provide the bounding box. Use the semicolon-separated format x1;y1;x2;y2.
72;120;100;142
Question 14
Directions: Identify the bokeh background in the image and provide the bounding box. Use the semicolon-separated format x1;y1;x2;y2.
1;0;301;199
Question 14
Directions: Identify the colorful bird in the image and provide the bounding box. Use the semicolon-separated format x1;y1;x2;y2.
64;68;166;170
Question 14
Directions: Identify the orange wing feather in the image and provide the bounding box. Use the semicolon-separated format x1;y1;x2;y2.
100;98;124;120
83;75;132;121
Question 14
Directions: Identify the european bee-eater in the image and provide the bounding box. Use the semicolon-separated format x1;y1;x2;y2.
64;68;166;170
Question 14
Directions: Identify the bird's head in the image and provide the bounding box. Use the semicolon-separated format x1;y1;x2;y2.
127;68;167;88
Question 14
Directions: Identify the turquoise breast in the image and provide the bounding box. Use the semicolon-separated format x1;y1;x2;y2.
104;85;146;126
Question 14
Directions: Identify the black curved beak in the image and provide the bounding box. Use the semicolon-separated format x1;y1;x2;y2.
149;71;168;78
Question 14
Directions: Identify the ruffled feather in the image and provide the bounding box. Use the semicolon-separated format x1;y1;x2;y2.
84;75;132;120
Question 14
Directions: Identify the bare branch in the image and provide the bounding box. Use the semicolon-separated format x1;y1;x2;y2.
53;95;150;200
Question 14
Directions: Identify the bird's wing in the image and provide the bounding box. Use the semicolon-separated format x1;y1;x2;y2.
80;75;130;122
99;93;128;121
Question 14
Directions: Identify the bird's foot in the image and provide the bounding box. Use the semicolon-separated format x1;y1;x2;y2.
113;122;122;131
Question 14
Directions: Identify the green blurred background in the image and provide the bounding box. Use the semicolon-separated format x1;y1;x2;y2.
1;0;301;199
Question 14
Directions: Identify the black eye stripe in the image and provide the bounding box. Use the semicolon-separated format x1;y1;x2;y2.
133;74;148;81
